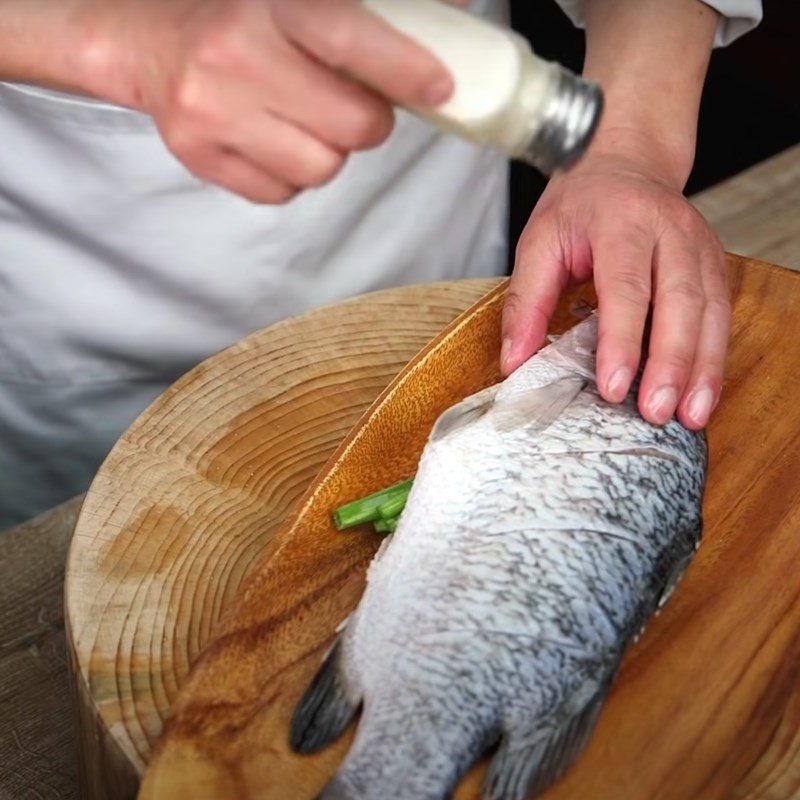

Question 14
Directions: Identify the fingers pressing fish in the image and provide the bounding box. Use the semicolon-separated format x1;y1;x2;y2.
291;314;707;800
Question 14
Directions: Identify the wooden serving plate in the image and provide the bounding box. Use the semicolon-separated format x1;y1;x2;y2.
66;257;800;799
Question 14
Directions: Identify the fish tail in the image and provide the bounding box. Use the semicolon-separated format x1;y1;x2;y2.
291;641;360;754
319;774;359;800
319;689;500;800
485;681;609;800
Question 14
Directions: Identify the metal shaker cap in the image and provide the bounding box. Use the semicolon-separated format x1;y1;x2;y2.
522;67;603;176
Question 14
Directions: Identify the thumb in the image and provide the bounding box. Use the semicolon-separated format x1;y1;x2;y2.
501;214;570;376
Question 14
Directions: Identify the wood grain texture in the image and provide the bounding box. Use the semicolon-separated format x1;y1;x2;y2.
692;143;800;270
0;496;83;800
135;279;518;799
65;279;500;798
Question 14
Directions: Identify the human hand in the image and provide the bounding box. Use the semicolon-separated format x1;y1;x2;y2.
72;0;457;203
501;129;730;431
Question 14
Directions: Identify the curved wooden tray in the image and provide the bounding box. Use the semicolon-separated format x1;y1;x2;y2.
67;258;800;799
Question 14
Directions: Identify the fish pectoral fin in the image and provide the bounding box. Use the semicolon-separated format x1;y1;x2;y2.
430;383;501;442
485;680;608;800
491;376;587;435
649;521;702;618
290;641;361;755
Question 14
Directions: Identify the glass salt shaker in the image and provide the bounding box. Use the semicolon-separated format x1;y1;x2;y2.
365;0;603;175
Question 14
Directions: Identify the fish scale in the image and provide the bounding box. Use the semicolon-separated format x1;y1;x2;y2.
291;315;707;800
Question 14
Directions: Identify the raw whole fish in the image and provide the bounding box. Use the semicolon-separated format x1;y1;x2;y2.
291;314;707;800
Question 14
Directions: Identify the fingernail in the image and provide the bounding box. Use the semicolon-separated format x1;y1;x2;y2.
647;386;679;422
500;336;513;372
606;366;631;401
687;386;715;427
423;77;453;107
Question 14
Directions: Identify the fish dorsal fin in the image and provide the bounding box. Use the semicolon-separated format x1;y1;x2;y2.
429;383;501;442
491;376;587;435
485;679;609;800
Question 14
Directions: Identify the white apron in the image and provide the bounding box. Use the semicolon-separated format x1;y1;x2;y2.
0;1;510;527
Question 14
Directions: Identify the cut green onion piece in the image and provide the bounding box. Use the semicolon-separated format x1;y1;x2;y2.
333;479;413;530
378;494;407;521
374;517;399;534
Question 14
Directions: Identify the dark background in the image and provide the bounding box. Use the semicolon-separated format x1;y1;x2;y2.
506;1;800;269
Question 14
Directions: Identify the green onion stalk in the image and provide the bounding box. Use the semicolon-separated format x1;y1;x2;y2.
333;478;414;534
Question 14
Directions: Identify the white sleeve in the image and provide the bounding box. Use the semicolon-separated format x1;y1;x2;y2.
551;0;763;48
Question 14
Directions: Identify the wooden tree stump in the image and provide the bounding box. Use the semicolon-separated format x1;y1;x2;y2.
66;260;800;799
65;279;499;799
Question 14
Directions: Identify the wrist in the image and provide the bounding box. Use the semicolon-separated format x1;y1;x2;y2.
0;1;134;105
66;3;146;108
0;0;163;111
579;0;718;191
580;121;695;191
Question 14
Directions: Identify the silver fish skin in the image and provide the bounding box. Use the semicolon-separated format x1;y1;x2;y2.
291;315;707;800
